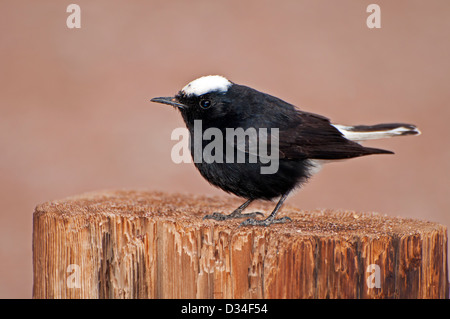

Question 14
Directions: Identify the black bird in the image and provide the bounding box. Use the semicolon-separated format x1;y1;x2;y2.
151;75;420;226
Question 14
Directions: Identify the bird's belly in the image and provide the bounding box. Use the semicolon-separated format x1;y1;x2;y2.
193;160;310;200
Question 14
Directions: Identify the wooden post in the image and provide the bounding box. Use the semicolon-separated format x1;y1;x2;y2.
32;190;448;299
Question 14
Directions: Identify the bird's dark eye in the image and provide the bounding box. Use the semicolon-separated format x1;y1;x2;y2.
199;99;211;109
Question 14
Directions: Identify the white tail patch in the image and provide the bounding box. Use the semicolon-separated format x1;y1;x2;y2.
332;124;421;142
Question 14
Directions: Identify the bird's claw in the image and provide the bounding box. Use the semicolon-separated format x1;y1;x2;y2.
239;216;292;227
203;211;264;221
203;212;228;221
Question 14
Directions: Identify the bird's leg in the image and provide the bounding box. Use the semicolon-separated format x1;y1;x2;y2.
240;193;292;227
203;199;264;221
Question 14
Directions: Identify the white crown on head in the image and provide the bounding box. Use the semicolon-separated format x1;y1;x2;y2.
181;75;232;97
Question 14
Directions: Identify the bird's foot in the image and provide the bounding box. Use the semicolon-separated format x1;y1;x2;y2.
239;216;292;227
203;210;264;221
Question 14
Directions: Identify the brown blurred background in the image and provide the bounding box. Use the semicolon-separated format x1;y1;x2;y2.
1;0;449;298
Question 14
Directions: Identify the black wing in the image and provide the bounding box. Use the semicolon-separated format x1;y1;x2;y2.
226;84;393;160
275;111;393;160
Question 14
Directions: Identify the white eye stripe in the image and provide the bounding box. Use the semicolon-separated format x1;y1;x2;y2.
181;75;232;97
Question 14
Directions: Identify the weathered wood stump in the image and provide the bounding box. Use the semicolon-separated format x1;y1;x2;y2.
32;190;448;298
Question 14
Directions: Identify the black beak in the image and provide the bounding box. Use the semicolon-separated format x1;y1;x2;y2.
150;96;186;109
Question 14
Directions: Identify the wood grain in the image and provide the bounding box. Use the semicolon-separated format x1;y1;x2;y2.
32;190;448;298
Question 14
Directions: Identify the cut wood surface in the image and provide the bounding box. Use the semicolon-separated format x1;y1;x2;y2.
33;190;448;299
